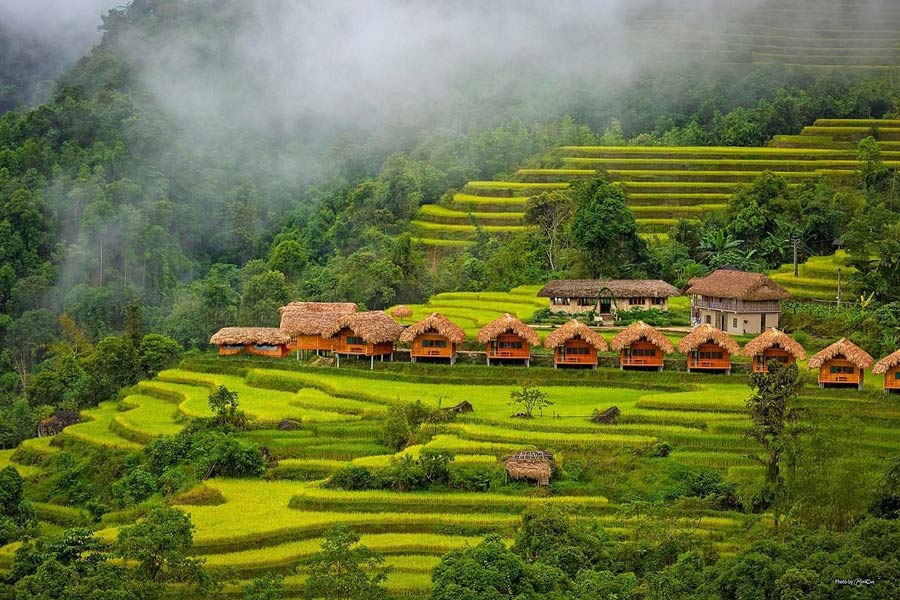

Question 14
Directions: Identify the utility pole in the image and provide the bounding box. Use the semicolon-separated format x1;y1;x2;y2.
791;236;800;277
837;267;842;308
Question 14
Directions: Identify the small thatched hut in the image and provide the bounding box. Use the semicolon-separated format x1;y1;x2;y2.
279;302;358;356
503;450;555;487
210;327;291;358
476;314;540;366
390;305;414;323
809;338;874;390
873;349;900;393
742;328;806;373
399;313;466;364
324;311;405;368
610;321;674;371
543;319;607;368
678;324;740;374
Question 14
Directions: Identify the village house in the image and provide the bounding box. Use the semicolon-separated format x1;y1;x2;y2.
278;302;358;357
684;268;790;335
742;328;806;373
678;324;741;374
210;327;291;358
476;313;540;366
537;279;681;322
323;311;405;369
399;313;466;365
543;319;608;369
873;349;900;394
610;320;674;371
809;338;874;390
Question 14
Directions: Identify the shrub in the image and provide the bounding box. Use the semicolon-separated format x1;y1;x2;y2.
329;465;381;491
112;467;157;506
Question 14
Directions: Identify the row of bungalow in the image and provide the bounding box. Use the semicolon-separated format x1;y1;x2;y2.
210;304;900;392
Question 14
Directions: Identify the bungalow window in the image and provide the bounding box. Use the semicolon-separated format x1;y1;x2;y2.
830;366;855;374
422;339;447;348
563;346;590;355
632;348;656;357
651;297;666;306
223;344;244;349
699;351;723;360
732;318;738;328
895;372;900;380
254;344;279;351
498;341;523;349
346;336;365;345
628;297;645;306
577;297;594;306
704;315;711;325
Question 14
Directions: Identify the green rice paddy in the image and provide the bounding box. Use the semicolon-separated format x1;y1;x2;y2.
4;343;898;597
414;118;891;248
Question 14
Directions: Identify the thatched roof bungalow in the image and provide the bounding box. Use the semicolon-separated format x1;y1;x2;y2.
477;314;540;366
210;327;291;358
685;268;790;334
610;321;674;371
390;305;414;322
278;302;358;353
538;279;680;319
873;349;900;393
678;324;740;374
544;319;607;368
503;450;555;486
742;328;806;372
399;313;466;364
809;338;874;390
324;311;404;368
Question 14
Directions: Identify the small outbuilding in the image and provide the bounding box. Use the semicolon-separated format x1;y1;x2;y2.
399;313;466;365
610;320;674;371
873;349;900;394
476;314;540;366
390;305;414;323
323;311;405;369
808;338;874;390
741;328;806;373
209;327;292;358
503;450;555;487
279;302;358;357
677;324;740;374
543;319;608;368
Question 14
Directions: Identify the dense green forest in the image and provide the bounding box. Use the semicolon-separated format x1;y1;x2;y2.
1;0;900;596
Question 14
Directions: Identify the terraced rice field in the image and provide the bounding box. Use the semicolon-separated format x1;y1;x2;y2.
413;118;896;247
769;250;858;300
4;352;896;597
390;285;548;337
632;0;900;69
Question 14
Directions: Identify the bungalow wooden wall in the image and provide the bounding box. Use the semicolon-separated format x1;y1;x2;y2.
333;329;394;356
886;365;900;392
486;333;531;360
687;343;732;371
554;338;597;367
410;333;455;360
218;345;243;356
289;334;333;352
620;340;664;368
818;357;863;386
752;347;795;373
247;344;290;358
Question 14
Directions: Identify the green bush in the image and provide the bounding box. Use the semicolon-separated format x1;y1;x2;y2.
112;467;157;506
329;465;381;491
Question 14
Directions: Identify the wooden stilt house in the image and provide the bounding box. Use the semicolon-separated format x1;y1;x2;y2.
873;349;900;393
808;338;874;390
209;327;291;358
741;328;806;373
544;319;607;368
399;313;466;365
677;324;740;374
610;321;674;371
476;314;540;366
279;302;358;357
323;311;404;369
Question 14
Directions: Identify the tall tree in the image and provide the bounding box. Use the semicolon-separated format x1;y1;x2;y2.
524;190;574;272
304;525;390;600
